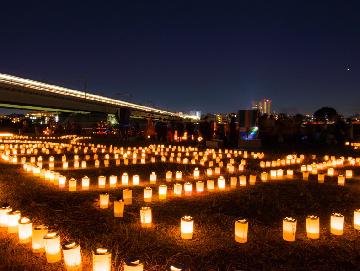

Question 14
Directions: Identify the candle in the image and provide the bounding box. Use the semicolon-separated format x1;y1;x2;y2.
82;176;90;190
249;175;256;185
181;216;194;240
18;217;32;243
173;183;183;196
143;187;152;203
114;200;125;218
69;178;77;192
217;176;226;190
99;193;109;209
123;258;144;271
283;217;297;242
98;176;106;188
196;181;204;193
184;182;193;195
140;207;152;228
338;175;345;186
166;171;172;182
354;209;360;230
62;241;82;270
207;180;215;191
0;204;12;227
109;175;117;188
8;210;21;233
159;185;167;200
123;189;133;205
149;172;157;184
306;215;320;239
132;175;140;186
122;173;129;186
93;248;111;271
44;231;61;263
234;218;248;243
32;225;48;253
239;175;247;186
330;213;344;235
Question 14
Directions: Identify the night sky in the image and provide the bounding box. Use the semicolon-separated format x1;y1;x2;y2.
0;0;359;116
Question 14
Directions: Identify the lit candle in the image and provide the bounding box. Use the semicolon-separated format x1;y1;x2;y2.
18;217;32;244
143;187;152;203
109;175;117;188
317;173;325;184
166;171;172;182
193;168;200;179
181;216;194;240
81;160;87;168
302;171;309;181
58;175;66;189
99;193;109;209
44;231;61;263
69;178;77;192
0;204;12;227
173;183;183;196
98;176;106;188
184;182;193;195
62;241;82;271
283;217;297;242
93;248;111;271
249;175;256;185
32;225;48;253
123;258;144;271
330;213;344;235
217;176;226;190
306;215;319;239
354;209;360;230
140;207;152;228
148;172;156;184
261;172;268;182
175;171;182;181
170;263;188;271
123;189;133;205
8;210;21;233
345;170;353;179
270;170;277;179
122;173;129;186
230;176;237;187
196;181;204;193
132;175;140;186
82;176;90;190
114;200;124;218
207;180;215;191
159;185;167;200
234;218;248;243
337;175;345;186
239;175;247;186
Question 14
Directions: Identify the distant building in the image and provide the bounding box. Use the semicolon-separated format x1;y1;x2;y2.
251;99;272;115
189;111;202;119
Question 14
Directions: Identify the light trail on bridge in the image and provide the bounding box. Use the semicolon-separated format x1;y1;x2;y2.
0;73;199;120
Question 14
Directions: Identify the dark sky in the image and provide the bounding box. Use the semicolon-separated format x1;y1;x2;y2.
0;0;359;116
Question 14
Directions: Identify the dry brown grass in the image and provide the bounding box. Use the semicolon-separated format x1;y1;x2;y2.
0;152;360;270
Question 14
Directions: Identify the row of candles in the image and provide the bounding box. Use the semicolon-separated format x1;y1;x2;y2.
22;159;356;194
98;191;360;243
0;203;189;271
99;196;360;243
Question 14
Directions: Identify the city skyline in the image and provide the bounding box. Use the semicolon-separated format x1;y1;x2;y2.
0;1;359;116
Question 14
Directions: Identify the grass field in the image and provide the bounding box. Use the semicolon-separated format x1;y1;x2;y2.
0;143;360;270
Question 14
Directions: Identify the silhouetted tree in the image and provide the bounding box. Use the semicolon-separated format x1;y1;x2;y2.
314;107;338;122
